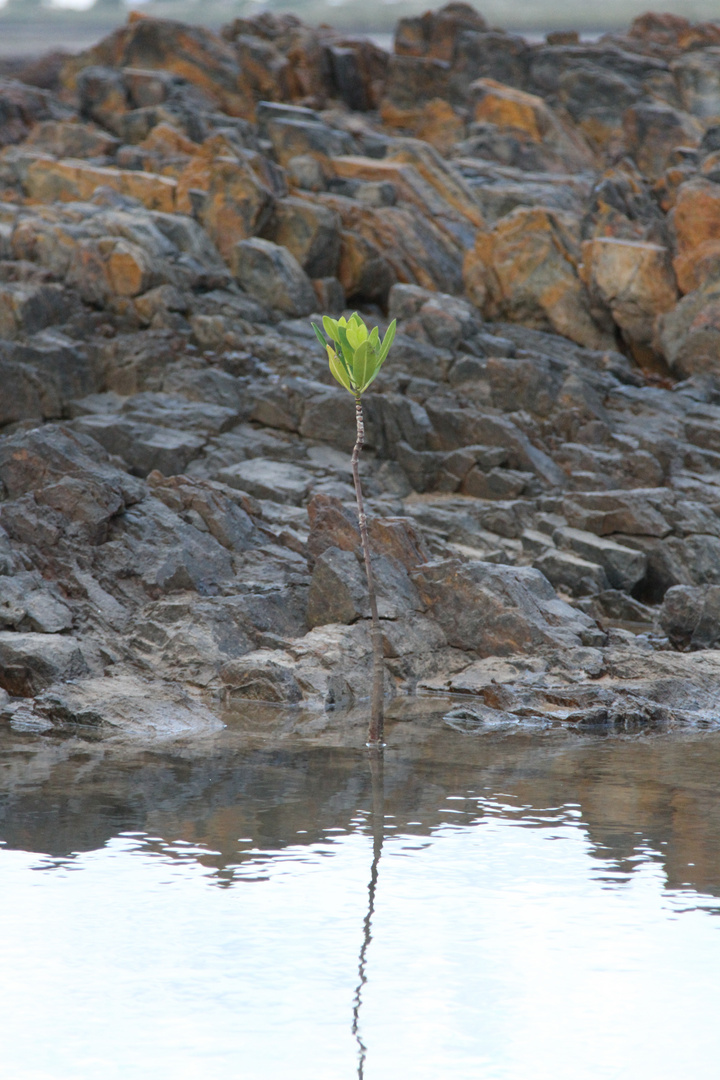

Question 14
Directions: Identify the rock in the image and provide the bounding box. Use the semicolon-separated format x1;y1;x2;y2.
262;196;341;278
672;48;720;121
469;77;595;173
660;584;720;649
657;283;720;377
11;675;225;737
0;573;73;633
0;425;144;543
62;15;253;118
465;207;613;350
232;237;316;315
307;545;423;627
220;650;304;704
533;549;610;597
0;632;89;696
554;526;648;591
218;458;313;504
672;179;720;295
412;559;600;654
73;414;206;478
580;237;678;353
622;102;702;180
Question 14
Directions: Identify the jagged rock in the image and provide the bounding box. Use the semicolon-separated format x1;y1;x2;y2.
533;549;610;597
218;458;313;504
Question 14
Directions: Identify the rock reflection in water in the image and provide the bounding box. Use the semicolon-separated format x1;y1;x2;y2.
3;707;720;901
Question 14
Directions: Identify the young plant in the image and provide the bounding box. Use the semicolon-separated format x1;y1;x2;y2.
311;312;397;745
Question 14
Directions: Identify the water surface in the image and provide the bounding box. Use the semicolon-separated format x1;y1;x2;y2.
2;711;720;1079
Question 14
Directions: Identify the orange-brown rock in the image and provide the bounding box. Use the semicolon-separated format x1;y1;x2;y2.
65;237;154;304
62;14;254;118
394;3;487;61
672;177;720;293
319;192;464;297
23;156;176;212
175;154;274;263
469;77;596;172
331;144;483;249
673;241;720;296
379;99;466;156
581;237;678;349
464;207;613;349
622;102;702;180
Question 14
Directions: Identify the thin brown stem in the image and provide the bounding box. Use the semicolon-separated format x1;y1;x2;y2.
351;394;385;745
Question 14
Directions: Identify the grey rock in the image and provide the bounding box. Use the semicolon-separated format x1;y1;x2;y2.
218;458;313;505
232;237;316;316
534;549;610;597
554;526;647;591
0;573;73;633
0;631;89;696
660;585;720;650
73;414;207;478
221;649;304;704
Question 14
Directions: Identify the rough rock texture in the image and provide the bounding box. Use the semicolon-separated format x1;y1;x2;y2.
3;6;720;737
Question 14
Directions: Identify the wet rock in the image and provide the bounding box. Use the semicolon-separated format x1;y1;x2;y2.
11;675;225;737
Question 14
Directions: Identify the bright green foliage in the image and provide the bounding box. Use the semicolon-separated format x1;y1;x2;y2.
311;312;396;396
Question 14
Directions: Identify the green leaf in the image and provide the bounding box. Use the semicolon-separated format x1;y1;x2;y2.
346;316;368;350
369;326;380;350
378;319;397;363
322;315;340;342
335;325;357;386
353;340;376;392
312;323;328;350
327;346;354;393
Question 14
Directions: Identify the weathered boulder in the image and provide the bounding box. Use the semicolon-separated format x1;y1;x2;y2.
232;237;316;315
0;632;89;696
411;559;601;654
581;237;678;354
671;178;720;294
657;282;720;376
660;585;720;650
464;207;613;349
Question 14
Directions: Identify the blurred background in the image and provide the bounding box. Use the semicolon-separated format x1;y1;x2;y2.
1;0;719;57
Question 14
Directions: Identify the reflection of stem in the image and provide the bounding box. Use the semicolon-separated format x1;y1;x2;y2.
351;394;385;746
352;747;385;1079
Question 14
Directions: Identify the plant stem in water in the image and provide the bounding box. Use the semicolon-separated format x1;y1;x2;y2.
351;394;385;745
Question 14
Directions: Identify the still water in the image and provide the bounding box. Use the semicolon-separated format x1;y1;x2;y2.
2;707;720;1079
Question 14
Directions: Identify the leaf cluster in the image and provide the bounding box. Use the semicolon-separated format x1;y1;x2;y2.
312;313;396;396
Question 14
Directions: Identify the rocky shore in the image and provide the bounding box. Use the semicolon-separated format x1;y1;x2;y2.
2;4;720;738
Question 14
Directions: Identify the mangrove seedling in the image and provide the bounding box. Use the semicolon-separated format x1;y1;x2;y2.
311;312;397;745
